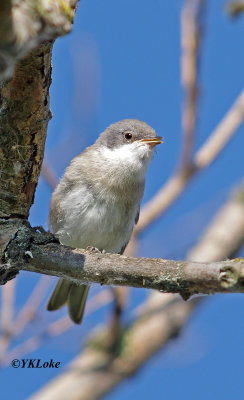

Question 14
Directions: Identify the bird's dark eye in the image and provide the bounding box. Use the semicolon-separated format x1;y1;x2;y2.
124;132;133;140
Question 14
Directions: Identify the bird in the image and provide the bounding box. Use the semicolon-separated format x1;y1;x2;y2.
47;119;162;324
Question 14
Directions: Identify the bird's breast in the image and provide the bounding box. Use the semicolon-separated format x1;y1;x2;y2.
52;180;142;253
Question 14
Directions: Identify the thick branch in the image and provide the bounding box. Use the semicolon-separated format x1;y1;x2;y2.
1;219;244;298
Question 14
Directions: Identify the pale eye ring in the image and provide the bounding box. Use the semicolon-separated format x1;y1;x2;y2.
124;132;133;140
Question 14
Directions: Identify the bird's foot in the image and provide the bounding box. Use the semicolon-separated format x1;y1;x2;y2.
85;246;101;254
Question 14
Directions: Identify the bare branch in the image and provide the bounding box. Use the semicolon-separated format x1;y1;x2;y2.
1;203;244;298
13;276;53;336
194;91;244;168
41;162;58;190
0;280;15;331
0;280;15;355
20;255;244;298
188;187;244;262
180;0;206;168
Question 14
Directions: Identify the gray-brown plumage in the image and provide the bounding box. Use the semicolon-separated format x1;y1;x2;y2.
47;119;162;324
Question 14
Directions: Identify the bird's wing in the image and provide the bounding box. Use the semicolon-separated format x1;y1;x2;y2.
119;207;140;255
135;207;140;224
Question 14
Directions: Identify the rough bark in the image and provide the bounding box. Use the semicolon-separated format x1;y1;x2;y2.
0;42;52;219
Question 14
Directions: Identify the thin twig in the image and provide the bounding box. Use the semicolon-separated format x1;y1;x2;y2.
0;280;15;331
0;280;15;355
13;276;53;336
41;162;58;190
188;185;244;262
180;0;206;168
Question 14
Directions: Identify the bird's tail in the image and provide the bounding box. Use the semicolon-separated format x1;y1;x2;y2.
47;278;89;324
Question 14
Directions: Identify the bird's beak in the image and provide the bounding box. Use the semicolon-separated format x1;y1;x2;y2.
139;136;163;147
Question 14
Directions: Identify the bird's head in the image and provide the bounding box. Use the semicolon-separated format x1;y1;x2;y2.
95;119;162;173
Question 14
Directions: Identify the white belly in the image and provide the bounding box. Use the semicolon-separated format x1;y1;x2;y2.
53;184;138;254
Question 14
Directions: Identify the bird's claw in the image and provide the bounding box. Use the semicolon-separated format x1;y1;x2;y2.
85;246;101;253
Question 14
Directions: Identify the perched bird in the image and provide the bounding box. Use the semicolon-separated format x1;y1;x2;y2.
47;119;162;324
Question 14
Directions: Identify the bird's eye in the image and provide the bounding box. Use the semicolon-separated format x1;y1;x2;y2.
124;132;133;140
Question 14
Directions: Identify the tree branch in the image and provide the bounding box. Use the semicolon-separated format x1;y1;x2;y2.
180;0;206;169
1;214;244;299
188;187;244;262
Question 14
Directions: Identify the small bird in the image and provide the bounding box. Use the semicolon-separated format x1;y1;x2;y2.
47;119;162;324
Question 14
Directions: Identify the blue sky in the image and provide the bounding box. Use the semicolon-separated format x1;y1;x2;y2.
1;1;244;399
